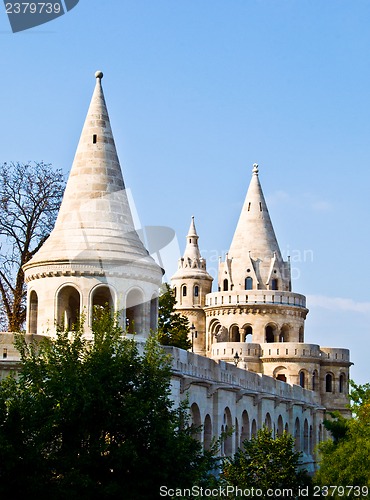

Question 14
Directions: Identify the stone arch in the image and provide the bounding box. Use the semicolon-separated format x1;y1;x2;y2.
150;293;158;331
318;423;323;443
325;372;334;393
235;417;239;452
264;412;272;430
90;284;115;324
204;414;212;451
294;417;301;450
223;279;228;291
309;425;313;455
285;422;289;434
277;415;284;436
312;370;318;391
126;288;144;334
299;370;308;388
299;326;304;342
241;324;253;342
279;324;291;342
251;419;257;437
240;410;250;447
271;278;278;290
190;403;202;442
339;373;346;393
274;366;287;383
56;284;81;331
265;323;278;343
303;419;309;454
181;284;187;302
223;407;233;456
209;318;221;335
245;277;253;290
29;289;38;334
229;324;240;342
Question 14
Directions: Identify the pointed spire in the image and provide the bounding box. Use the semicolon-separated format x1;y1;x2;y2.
227;164;290;290
183;216;201;261
187;216;198;238
171;216;212;281
24;72;159;272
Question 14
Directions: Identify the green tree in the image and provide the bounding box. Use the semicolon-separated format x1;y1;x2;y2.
221;428;311;499
157;283;192;350
0;310;213;499
0;161;65;331
315;382;370;498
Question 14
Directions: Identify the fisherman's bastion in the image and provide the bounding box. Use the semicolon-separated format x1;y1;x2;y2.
0;72;351;470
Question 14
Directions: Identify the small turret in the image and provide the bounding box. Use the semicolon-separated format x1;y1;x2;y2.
171;217;213;354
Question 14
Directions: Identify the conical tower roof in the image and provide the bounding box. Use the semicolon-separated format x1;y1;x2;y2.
228;164;282;262
226;164;290;290
24;72;160;275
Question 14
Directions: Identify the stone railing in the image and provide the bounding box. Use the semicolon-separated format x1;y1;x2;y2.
205;290;307;309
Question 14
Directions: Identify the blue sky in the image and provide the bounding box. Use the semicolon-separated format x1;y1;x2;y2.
1;1;369;383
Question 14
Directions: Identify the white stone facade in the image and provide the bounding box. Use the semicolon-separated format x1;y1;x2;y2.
0;73;352;470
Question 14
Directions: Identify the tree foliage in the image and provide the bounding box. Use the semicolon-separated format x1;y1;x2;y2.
221;428;311;499
157;283;192;350
0;310;213;498
315;381;370;498
0;161;65;331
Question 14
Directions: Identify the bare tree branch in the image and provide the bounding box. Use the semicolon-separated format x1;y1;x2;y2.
0;162;65;331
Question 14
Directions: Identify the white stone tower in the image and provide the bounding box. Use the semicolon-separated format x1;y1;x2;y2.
23;72;163;339
171;217;213;355
202;164;350;415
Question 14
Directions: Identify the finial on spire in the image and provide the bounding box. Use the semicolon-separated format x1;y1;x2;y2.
252;163;259;175
95;70;104;80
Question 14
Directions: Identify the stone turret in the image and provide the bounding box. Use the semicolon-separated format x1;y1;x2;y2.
171;217;213;355
220;164;291;293
23;72;163;339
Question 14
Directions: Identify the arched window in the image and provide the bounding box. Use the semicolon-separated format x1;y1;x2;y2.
91;285;114;319
173;287;177;298
299;326;304;343
229;325;240;342
244;325;253;342
245;277;253;290
251;419;257;438
224;407;233;456
326;373;333;393
277;415;284;436
294;418;301;451
303;419;309;454
190;403;202;442
182;285;187;297
265;324;275;343
204;414;212;451
150;295;158;331
339;374;345;393
57;285;81;331
240;410;250;448
312;370;318;391
29;290;38;334
265;413;272;430
194;285;199;297
299;371;305;388
271;278;278;290
223;279;228;291
126;289;144;334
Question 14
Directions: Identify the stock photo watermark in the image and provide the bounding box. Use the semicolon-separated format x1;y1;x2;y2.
3;0;79;32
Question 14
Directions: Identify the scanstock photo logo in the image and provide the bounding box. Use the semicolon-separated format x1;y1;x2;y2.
3;0;79;32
